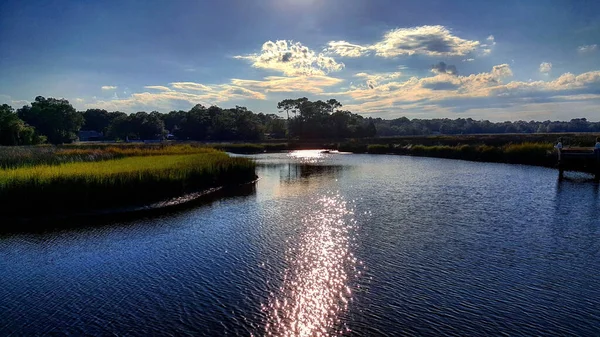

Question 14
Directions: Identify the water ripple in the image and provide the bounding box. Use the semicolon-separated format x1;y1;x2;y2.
264;194;357;336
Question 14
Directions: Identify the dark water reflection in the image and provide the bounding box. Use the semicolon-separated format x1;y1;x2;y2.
1;151;600;336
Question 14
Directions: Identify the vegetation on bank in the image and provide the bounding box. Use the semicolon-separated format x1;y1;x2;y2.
3;96;600;148
0;152;256;215
0;144;220;169
203;138;562;167
362;142;556;166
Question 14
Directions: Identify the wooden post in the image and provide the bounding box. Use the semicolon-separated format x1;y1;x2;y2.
558;148;564;180
595;149;600;181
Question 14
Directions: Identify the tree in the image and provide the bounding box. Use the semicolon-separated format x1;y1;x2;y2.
82;109;110;133
265;114;286;138
162;110;187;134
277;99;301;120
0;104;45;145
17;96;83;144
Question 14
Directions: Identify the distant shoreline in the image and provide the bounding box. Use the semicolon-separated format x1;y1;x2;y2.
213;132;600;172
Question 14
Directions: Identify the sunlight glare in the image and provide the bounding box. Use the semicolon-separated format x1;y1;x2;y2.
264;195;358;336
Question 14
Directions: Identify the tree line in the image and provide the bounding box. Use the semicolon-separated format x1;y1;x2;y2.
1;95;600;146
373;117;600;136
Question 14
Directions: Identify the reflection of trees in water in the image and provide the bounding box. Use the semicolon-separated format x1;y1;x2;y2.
279;164;346;183
256;163;348;197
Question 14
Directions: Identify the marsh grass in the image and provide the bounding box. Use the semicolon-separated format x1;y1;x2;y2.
362;142;556;166
367;144;389;154
0;144;220;168
0;153;256;215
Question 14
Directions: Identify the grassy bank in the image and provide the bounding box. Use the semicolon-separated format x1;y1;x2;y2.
0;152;256;215
201;140;559;167
362;142;556;166
0;144;219;169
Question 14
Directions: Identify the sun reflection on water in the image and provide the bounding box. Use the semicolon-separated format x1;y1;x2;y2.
288;150;332;164
264;194;358;336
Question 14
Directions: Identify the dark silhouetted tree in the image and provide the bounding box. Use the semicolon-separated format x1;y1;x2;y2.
0;104;45;145
17;96;83;144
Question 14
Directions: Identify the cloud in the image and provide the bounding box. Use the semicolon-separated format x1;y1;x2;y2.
492;64;513;78
144;86;172;92
231;75;343;93
101;85;117;91
0;94;30;108
325;40;370;58
235;40;344;76
87;82;266;112
169;82;212;91
370;25;480;57
578;44;598;53
539;62;552;74
354;71;403;89
486;35;496;45
463;58;475;62
431;61;458;75
326;25;480;58
324;62;600;118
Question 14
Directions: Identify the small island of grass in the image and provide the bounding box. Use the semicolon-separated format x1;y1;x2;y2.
0;145;256;218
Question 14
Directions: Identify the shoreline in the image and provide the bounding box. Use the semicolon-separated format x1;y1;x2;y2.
222;142;600;176
0;177;258;233
219;142;560;169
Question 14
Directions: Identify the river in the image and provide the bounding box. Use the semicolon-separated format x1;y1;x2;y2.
1;150;600;336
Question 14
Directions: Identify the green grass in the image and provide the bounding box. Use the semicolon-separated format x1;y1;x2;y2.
0;144;221;169
211;143;267;154
360;142;557;166
0;152;256;215
367;144;389;154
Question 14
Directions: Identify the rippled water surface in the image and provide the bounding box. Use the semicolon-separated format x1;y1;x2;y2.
1;151;600;336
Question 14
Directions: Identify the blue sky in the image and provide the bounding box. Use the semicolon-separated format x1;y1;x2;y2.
1;0;599;121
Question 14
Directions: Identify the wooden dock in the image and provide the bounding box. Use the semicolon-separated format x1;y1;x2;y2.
558;147;600;179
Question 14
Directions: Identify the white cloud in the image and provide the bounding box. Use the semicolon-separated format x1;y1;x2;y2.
0;94;30;108
87;82;266;112
463;58;475;62
144;86;172;92
486;35;496;45
325;40;370;57
231;75;343;93
354;71;403;89
324;63;600;118
235;40;344;76
372;25;480;57
539;62;552;74
492;64;513;78
101;85;117;91
327;25;482;58
169;82;213;91
578;44;598;53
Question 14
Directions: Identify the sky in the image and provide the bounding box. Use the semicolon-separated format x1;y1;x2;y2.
1;0;600;121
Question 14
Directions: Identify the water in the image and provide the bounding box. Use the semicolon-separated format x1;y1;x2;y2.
1;151;600;336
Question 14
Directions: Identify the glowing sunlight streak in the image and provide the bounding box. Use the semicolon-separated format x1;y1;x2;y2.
288;150;331;164
264;195;358;336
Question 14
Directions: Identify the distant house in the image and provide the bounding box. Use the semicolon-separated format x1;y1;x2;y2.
78;130;104;141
